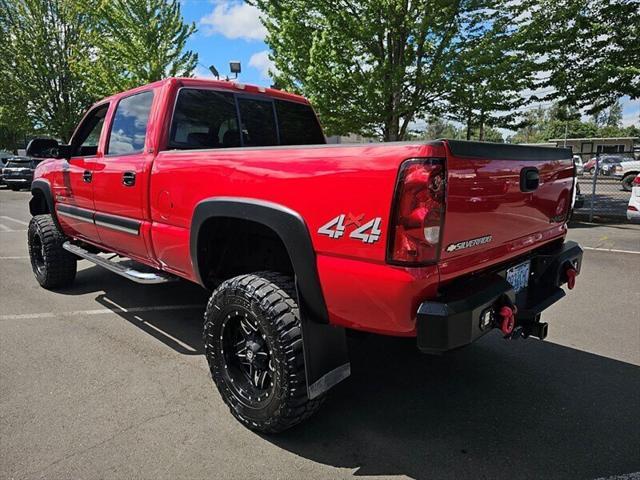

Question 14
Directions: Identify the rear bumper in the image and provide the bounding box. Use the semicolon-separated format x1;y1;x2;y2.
417;241;583;353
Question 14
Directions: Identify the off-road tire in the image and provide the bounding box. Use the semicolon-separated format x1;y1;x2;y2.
203;271;325;433
28;214;77;289
621;173;636;192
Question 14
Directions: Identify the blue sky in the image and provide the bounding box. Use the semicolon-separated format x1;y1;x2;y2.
180;1;639;131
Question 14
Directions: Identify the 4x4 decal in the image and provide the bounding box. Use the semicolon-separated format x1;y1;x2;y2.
318;213;382;244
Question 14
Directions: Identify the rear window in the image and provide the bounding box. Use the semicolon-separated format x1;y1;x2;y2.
237;97;278;147
275;100;325;145
169;89;240;149
166;88;325;150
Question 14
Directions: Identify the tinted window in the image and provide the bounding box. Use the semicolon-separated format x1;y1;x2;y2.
275;100;325;145
108;91;153;155
237;98;278;147
73;104;109;157
169;89;240;149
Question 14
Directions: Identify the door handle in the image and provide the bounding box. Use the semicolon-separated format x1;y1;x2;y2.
520;167;539;192
83;170;92;183
122;171;136;186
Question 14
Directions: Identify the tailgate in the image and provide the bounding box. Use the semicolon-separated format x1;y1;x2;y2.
439;140;573;274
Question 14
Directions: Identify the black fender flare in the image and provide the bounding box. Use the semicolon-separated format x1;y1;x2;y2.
192;197;350;398
30;180;63;231
190;197;329;324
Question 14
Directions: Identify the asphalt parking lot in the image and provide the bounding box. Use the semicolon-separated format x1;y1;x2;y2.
1;187;639;480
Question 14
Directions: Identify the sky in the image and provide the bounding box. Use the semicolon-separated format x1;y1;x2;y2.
181;0;639;133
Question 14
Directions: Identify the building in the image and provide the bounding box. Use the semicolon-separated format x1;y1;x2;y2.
547;137;638;155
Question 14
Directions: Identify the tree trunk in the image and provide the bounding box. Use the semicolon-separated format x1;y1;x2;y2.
466;108;472;140
478;110;485;141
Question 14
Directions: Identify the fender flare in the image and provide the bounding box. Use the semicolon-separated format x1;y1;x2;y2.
30;180;62;231
190;197;329;324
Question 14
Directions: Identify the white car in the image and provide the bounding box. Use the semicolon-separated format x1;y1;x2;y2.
614;160;640;192
627;174;640;223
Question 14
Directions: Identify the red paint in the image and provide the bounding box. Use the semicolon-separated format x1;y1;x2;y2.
33;77;575;337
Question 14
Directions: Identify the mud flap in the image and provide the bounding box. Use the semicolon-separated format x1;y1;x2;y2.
297;288;350;399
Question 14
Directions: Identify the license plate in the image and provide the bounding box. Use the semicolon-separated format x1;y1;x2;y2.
506;261;531;293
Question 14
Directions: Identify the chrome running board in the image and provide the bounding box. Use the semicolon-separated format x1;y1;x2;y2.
62;242;176;284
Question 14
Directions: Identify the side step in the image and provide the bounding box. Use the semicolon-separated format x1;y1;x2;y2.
62;242;176;284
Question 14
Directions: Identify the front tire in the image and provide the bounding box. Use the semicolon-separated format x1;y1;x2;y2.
28;214;77;289
203;272;324;433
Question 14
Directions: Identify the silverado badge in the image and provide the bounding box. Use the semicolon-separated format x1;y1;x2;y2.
446;235;492;252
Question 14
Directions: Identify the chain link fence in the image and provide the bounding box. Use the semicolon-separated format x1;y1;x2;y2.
573;150;638;221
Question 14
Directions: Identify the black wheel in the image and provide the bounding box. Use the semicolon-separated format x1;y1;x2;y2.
621;174;636;192
28;214;77;289
9;185;20;191
588;167;595;175
203;272;324;433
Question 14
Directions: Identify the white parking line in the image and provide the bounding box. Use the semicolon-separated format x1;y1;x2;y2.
0;223;12;232
0;256;29;260
583;246;640;255
0;304;203;321
0;216;29;226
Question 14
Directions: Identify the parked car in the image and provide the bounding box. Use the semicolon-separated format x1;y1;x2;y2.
25;77;583;433
2;156;40;190
627;174;640;222
583;154;627;175
613;159;640;192
0;150;14;185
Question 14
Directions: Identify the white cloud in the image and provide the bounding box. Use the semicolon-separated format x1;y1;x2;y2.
200;1;267;41
249;50;276;79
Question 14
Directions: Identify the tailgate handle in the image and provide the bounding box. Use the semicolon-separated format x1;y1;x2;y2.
520;167;539;192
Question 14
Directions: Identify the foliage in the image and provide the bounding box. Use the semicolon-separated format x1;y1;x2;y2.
444;5;534;140
0;0;97;142
518;0;640;115
0;0;197;146
508;103;638;144
83;0;198;96
251;0;516;141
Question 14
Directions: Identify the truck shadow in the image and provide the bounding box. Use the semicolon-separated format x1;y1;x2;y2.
58;264;209;355
267;335;640;480
59;264;639;479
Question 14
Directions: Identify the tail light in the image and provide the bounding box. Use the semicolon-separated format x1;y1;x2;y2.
387;158;446;265
633;175;640;186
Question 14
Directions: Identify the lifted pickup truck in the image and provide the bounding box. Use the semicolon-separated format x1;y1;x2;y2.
26;77;582;432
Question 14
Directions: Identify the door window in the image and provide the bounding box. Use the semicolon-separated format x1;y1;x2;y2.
72;104;109;157
107;91;154;155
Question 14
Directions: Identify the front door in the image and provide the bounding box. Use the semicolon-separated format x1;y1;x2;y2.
91;90;155;262
54;103;109;242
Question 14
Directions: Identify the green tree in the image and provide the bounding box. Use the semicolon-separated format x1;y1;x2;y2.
251;0;501;141
84;0;198;96
519;0;640;115
445;6;534;140
0;0;97;141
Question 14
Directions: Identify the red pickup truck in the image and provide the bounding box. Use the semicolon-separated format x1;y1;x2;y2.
26;77;582;432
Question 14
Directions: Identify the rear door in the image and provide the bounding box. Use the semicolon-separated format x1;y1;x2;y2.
53;103;109;242
91;90;155;261
439;140;574;277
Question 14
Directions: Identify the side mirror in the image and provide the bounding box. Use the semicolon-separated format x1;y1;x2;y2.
26;138;72;159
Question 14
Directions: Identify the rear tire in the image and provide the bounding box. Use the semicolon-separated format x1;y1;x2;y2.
28;214;77;289
203;272;324;433
621;173;636;192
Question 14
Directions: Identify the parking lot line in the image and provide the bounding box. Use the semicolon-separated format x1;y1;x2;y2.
0;256;29;260
0;215;29;226
0;223;12;232
0;304;203;321
583;246;640;255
